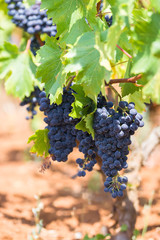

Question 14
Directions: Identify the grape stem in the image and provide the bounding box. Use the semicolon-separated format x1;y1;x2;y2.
66;75;76;91
106;74;142;85
116;44;132;59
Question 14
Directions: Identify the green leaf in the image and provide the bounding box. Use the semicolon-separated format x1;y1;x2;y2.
28;129;50;157
85;112;95;137
0;42;36;99
70;84;93;118
132;229;140;238
124;59;132;78
65;31;111;102
47;70;66;105
116;32;132;62
151;39;160;58
120;59;139;97
106;23;122;62
70;84;96;137
131;12;160;104
41;0;100;36
151;0;160;12
121;83;139;98
36;37;65;104
41;0;84;35
105;0;135;62
61;17;91;45
83;234;91;240
121;224;128;232
142;70;160;104
83;233;110;240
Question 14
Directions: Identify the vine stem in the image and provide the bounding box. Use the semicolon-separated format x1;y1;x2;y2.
116;44;132;59
66;75;76;91
106;74;142;85
24;39;31;53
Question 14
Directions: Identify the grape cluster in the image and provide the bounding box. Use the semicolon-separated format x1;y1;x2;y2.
20;86;41;120
5;0;57;36
39;89;79;162
93;100;144;198
76;131;97;177
104;176;128;198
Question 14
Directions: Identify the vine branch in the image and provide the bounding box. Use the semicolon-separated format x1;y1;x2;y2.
106;74;142;85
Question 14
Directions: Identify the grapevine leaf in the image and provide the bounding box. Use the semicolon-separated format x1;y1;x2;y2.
120;59;139;97
121;83;139;98
105;0;134;62
70;84;96;136
131;12;160;104
142;70;160;104
47;70;66;105
106;23;122;61
85;112;95;137
70;84;93;118
85;0;100;29
151;39;160;58
108;0;135;24
124;59;132;78
150;0;160;12
75;119;89;133
116;32;132;62
28;129;50;157
36;37;64;104
83;233;109;240
60;17;91;45
41;0;83;35
65;31;111;102
41;0;99;35
75;111;95;137
0;42;36;99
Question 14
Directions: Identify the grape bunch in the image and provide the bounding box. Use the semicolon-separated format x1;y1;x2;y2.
39;89;79;163
93;100;144;198
5;0;57;36
38;89;98;176
20;86;41;120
